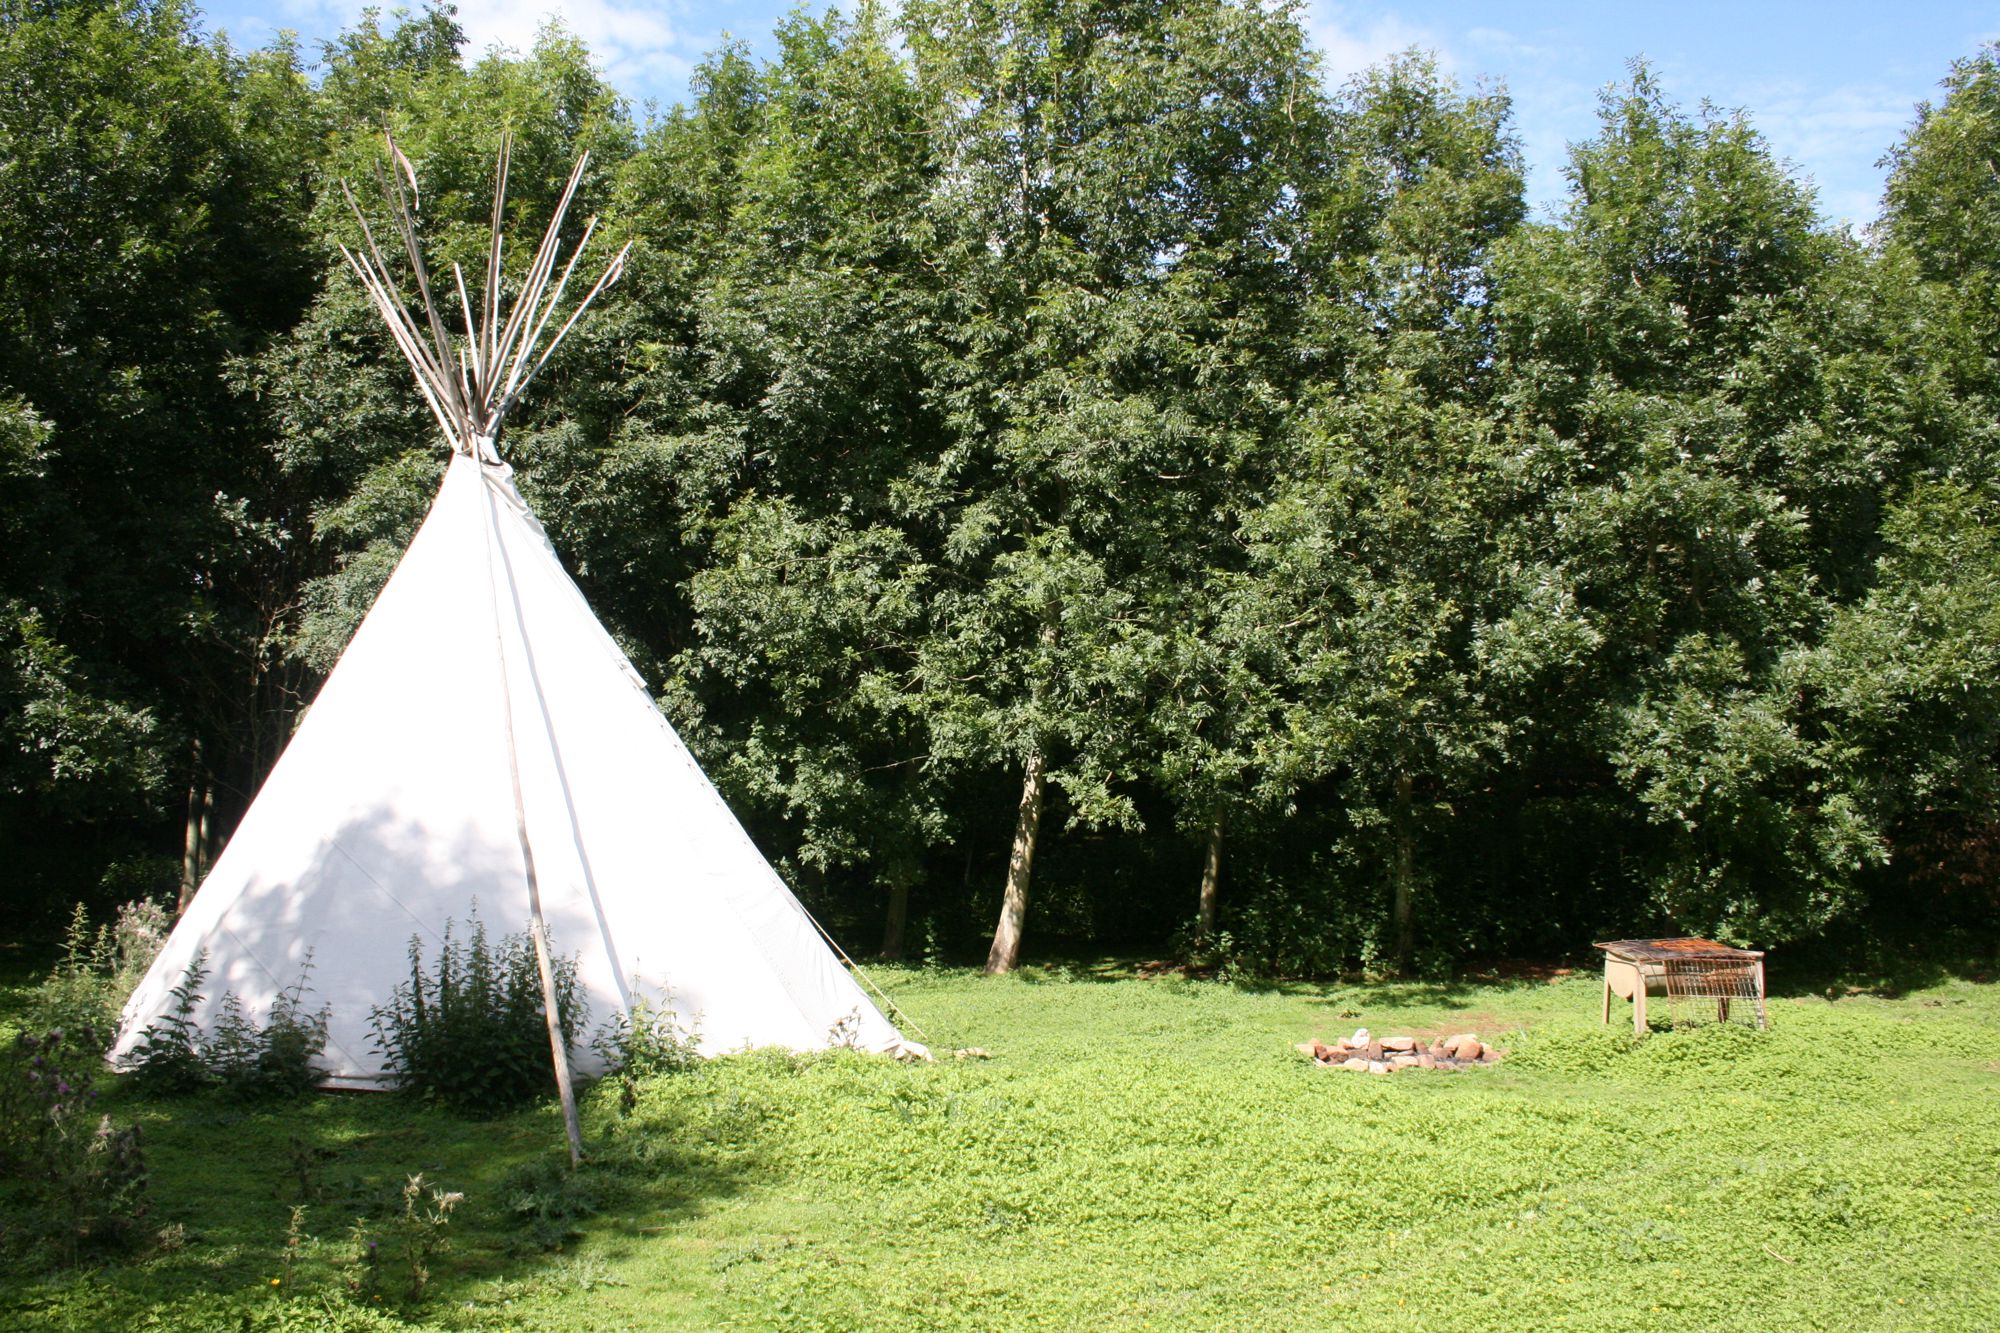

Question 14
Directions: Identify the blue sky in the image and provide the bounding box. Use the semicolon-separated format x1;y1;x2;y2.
196;0;1998;227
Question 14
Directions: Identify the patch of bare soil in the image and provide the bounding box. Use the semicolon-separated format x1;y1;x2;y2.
1405;1010;1514;1042
1463;959;1577;985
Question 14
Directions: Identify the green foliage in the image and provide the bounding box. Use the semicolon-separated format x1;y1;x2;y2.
27;899;169;1047
368;914;585;1114
1;605;167;820
1883;43;2000;366
1612;634;1881;939
0;0;326;923
126;950;330;1100
203;968;332;1103
591;993;702;1080
498;1153;603;1254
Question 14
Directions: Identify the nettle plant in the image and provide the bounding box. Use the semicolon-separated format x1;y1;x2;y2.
368;912;585;1114
592;993;704;1118
126;950;330;1101
590;993;703;1080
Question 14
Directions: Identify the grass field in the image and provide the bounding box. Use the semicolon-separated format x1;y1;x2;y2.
3;958;1997;1331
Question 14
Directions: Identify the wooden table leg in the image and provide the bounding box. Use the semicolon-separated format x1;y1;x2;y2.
1754;960;1768;1030
1602;969;1612;1025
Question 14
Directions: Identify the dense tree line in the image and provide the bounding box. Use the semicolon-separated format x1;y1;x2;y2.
5;0;1999;974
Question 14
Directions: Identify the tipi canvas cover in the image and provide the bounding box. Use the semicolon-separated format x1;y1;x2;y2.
110;456;915;1087
110;140;917;1089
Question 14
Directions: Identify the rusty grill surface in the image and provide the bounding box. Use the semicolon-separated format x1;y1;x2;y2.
1593;937;1765;962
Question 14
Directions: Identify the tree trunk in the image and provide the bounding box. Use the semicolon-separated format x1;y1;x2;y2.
196;781;214;881
879;877;911;960
178;773;201;917
1195;811;1224;942
985;747;1047;975
1391;771;1415;973
177;740;212;918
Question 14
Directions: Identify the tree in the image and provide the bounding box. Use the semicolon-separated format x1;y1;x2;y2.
1240;55;1523;972
1485;67;1890;944
903;0;1329;972
1881;44;2000;374
650;7;958;956
0;0;321;917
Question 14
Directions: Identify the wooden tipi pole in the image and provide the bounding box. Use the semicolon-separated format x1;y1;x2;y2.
479;448;586;1168
338;132;628;1168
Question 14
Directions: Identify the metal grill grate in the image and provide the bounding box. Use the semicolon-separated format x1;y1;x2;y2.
1662;957;1767;1029
1596;939;1769;1035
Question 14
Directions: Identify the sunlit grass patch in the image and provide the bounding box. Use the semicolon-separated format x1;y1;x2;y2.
2;965;1996;1330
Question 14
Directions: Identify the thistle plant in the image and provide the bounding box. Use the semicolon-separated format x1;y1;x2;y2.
344;1217;382;1307
390;1173;462;1301
0;1027;148;1264
278;1203;306;1294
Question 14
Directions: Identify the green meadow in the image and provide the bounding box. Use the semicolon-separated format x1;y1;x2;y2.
4;962;1997;1331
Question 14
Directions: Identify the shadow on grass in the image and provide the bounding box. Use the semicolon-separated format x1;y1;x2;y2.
1761;942;1998;1000
4;1073;759;1323
998;954;1595;1010
1060;939;2000;1008
0;949;51;1033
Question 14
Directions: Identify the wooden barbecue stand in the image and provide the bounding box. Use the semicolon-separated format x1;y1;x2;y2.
1595;938;1767;1035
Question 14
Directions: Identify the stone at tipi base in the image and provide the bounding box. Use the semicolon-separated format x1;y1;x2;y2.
1295;1029;1500;1072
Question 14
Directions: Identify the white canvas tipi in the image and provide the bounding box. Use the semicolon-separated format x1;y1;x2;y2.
110;139;920;1104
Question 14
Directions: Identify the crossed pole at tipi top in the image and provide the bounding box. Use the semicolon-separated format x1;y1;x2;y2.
338;131;628;462
339;132;628;1167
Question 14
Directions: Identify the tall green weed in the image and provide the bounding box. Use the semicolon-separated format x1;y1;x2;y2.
126;951;329;1100
28;899;168;1049
368;912;584;1113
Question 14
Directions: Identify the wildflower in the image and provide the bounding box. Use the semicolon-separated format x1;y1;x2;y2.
271;1278;281;1287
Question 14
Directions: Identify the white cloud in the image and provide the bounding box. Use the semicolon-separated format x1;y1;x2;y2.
1750;83;1914;163
1303;0;1452;84
455;0;675;65
227;0;701;107
1463;25;1552;64
1694;77;1922;229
